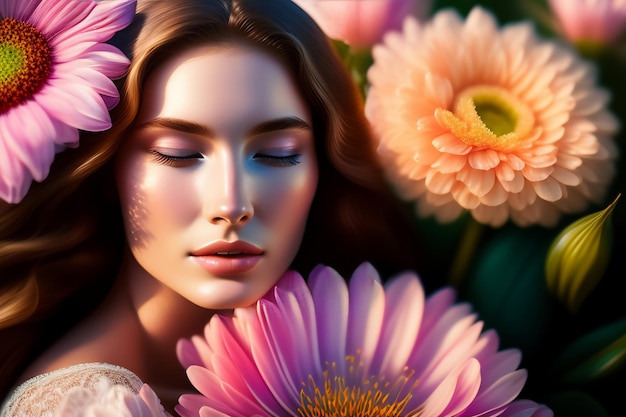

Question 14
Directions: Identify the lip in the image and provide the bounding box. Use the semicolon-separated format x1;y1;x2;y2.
190;240;264;275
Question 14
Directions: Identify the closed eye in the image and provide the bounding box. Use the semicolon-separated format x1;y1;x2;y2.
253;153;302;167
150;150;203;166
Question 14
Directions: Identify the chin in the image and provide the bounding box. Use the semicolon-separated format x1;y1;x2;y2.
190;281;272;310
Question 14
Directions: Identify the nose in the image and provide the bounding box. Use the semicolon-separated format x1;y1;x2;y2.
204;150;254;226
209;204;253;225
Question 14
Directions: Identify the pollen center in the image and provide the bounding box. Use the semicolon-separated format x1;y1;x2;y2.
435;85;535;151
1;17;52;113
297;354;420;417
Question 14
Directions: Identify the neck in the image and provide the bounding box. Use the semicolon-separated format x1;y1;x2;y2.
114;251;215;406
121;253;212;346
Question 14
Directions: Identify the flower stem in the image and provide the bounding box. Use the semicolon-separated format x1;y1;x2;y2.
449;217;484;287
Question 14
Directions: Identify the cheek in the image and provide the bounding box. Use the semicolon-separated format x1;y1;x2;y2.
117;160;200;249
255;166;318;236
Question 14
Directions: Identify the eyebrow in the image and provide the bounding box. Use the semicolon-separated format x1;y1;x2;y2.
137;118;212;136
250;117;312;135
137;116;312;136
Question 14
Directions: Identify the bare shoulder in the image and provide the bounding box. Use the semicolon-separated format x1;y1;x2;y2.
17;293;144;385
0;363;143;417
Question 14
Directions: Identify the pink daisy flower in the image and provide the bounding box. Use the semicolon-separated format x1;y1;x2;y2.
549;0;626;46
176;263;553;417
0;0;136;204
365;6;619;227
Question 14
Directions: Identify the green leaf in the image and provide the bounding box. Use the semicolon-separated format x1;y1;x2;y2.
464;227;553;353
545;390;609;417
553;316;626;383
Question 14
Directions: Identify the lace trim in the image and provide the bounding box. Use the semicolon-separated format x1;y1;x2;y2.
0;362;143;417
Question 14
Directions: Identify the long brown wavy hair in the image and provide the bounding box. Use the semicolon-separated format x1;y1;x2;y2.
0;0;427;399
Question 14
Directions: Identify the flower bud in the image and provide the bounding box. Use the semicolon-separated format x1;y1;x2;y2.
292;0;431;49
545;194;620;313
549;0;626;51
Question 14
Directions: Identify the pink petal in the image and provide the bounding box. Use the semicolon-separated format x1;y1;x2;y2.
176;337;205;369
206;325;252;394
186;366;266;416
308;265;349;372
419;288;457;334
2;102;56;181
177;393;236;417
29;0;94;38
32;0;136;44
0;130;29;204
272;273;322;378
257;301;304;409
420;359;481;417
413;304;474;367
409;318;483;405
460;369;528;416
479;350;523;389
439;359;482;417
128;384;171;417
0;0;40;19
56;42;131;79
469;329;501;365
34;78;112;131
346;262;386;369
55;0;137;44
52;64;120;106
48;115;80;147
246;329;295;413
211;316;289;415
371;271;424;376
176;394;213;416
500;399;554;417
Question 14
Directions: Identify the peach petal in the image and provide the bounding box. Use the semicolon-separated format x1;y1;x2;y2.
481;182;509;206
468;149;501;170
532;176;564;202
425;171;456;194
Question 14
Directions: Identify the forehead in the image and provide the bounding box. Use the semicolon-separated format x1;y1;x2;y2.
136;43;310;128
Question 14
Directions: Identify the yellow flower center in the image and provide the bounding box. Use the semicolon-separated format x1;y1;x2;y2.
0;17;52;114
435;85;535;151
297;354;421;417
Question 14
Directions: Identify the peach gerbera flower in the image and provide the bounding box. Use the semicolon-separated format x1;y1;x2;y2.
365;6;619;227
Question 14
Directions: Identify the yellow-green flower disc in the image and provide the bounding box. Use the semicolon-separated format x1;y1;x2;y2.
0;17;52;113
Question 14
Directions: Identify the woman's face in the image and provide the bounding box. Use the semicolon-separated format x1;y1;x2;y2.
115;43;318;309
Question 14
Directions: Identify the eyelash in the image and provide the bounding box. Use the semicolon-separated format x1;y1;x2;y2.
150;150;302;167
253;153;302;167
149;150;202;166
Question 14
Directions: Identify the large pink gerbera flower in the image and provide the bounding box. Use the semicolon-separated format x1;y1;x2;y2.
176;263;553;417
0;0;136;204
365;6;619;227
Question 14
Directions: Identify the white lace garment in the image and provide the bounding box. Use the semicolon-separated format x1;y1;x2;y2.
1;362;171;417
